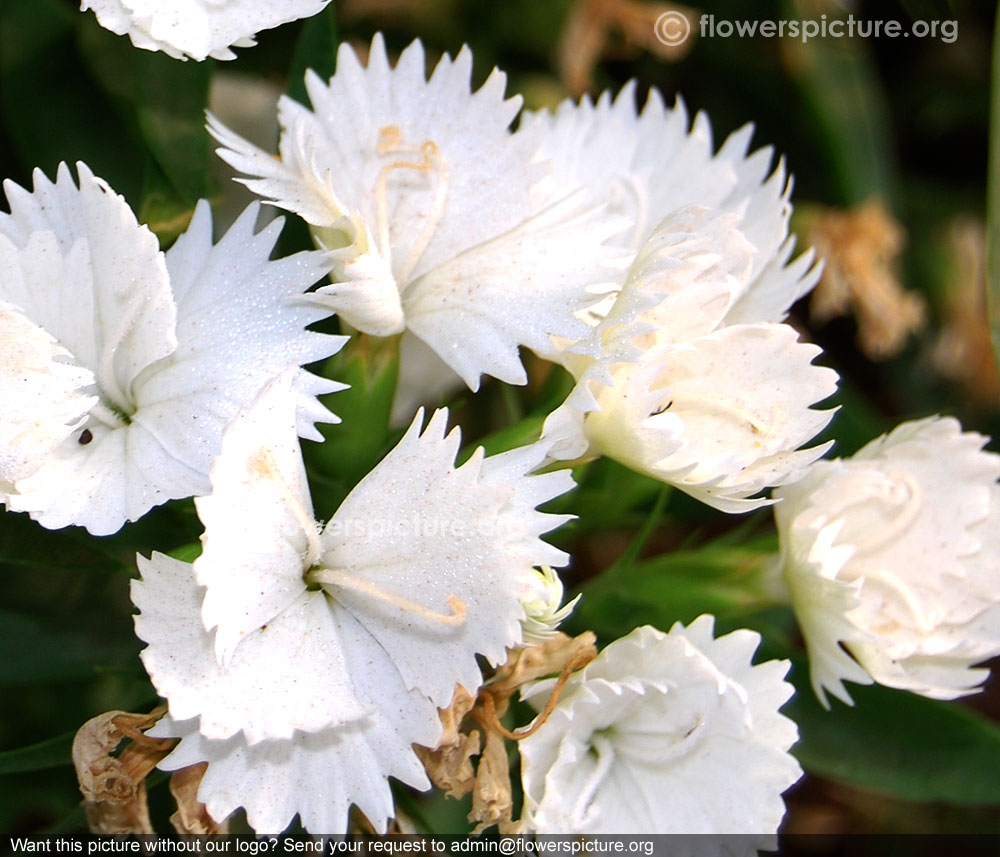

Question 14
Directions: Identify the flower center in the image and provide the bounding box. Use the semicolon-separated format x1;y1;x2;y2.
247;447;468;629
851;471;922;555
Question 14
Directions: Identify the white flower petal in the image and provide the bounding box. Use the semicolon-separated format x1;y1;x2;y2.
0;299;95;489
138;374;574;758
135;201;345;478
81;0;331;62
138;568;436;833
568;324;837;512
192;370;320;667
8;420;205;535
402;197;621;388
389;330;466;427
135;553;368;744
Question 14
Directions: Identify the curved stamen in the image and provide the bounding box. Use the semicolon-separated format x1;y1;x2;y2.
571;733;616;826
397;142;449;286
307;567;467;628
658;394;766;435
373;127;449;285
97;296;146;415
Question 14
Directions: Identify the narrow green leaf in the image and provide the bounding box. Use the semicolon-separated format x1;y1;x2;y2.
0;733;73;775
0;512;131;576
0;610;138;685
987;1;1000;374
135;50;212;203
573;536;781;642
788;659;1000;805
458;414;545;463
304;343;400;511
168;542;203;564
286;5;338;104
781;0;897;206
0;0;142;200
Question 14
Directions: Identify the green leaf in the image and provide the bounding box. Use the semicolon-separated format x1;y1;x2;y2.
572;534;782;643
286;5;338;104
781;0;897;206
551;458;664;533
76;17;212;209
168;542;203;564
135;50;213;203
0;512;131;576
137;155;200;246
0;733;73;775
304;342;401;512
0;610;138;686
787;659;1000;805
458;413;546;463
0;0;142;200
988;1;1000;375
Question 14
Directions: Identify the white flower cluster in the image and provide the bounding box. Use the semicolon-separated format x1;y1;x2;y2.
4;20;1000;837
135;373;574;832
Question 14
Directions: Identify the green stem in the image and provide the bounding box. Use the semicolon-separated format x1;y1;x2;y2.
988;2;1000;373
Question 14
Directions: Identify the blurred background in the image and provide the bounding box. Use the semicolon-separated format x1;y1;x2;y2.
1;0;998;843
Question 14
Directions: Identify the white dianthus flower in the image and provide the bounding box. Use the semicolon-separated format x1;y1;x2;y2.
80;0;330;62
208;34;623;393
774;416;1000;706
519;618;802;835
0;163;344;535
542;205;837;512
134;372;574;833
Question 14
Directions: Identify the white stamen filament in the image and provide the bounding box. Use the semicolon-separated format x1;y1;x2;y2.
862;570;937;634
663;395;767;435
249;449;323;567
572;733;616;825
619;174;649;250
97;296;145;414
617;716;707;764
373;126;449;286
307;567;467;628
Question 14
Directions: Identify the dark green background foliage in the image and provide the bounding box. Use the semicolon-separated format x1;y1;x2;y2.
1;0;999;836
